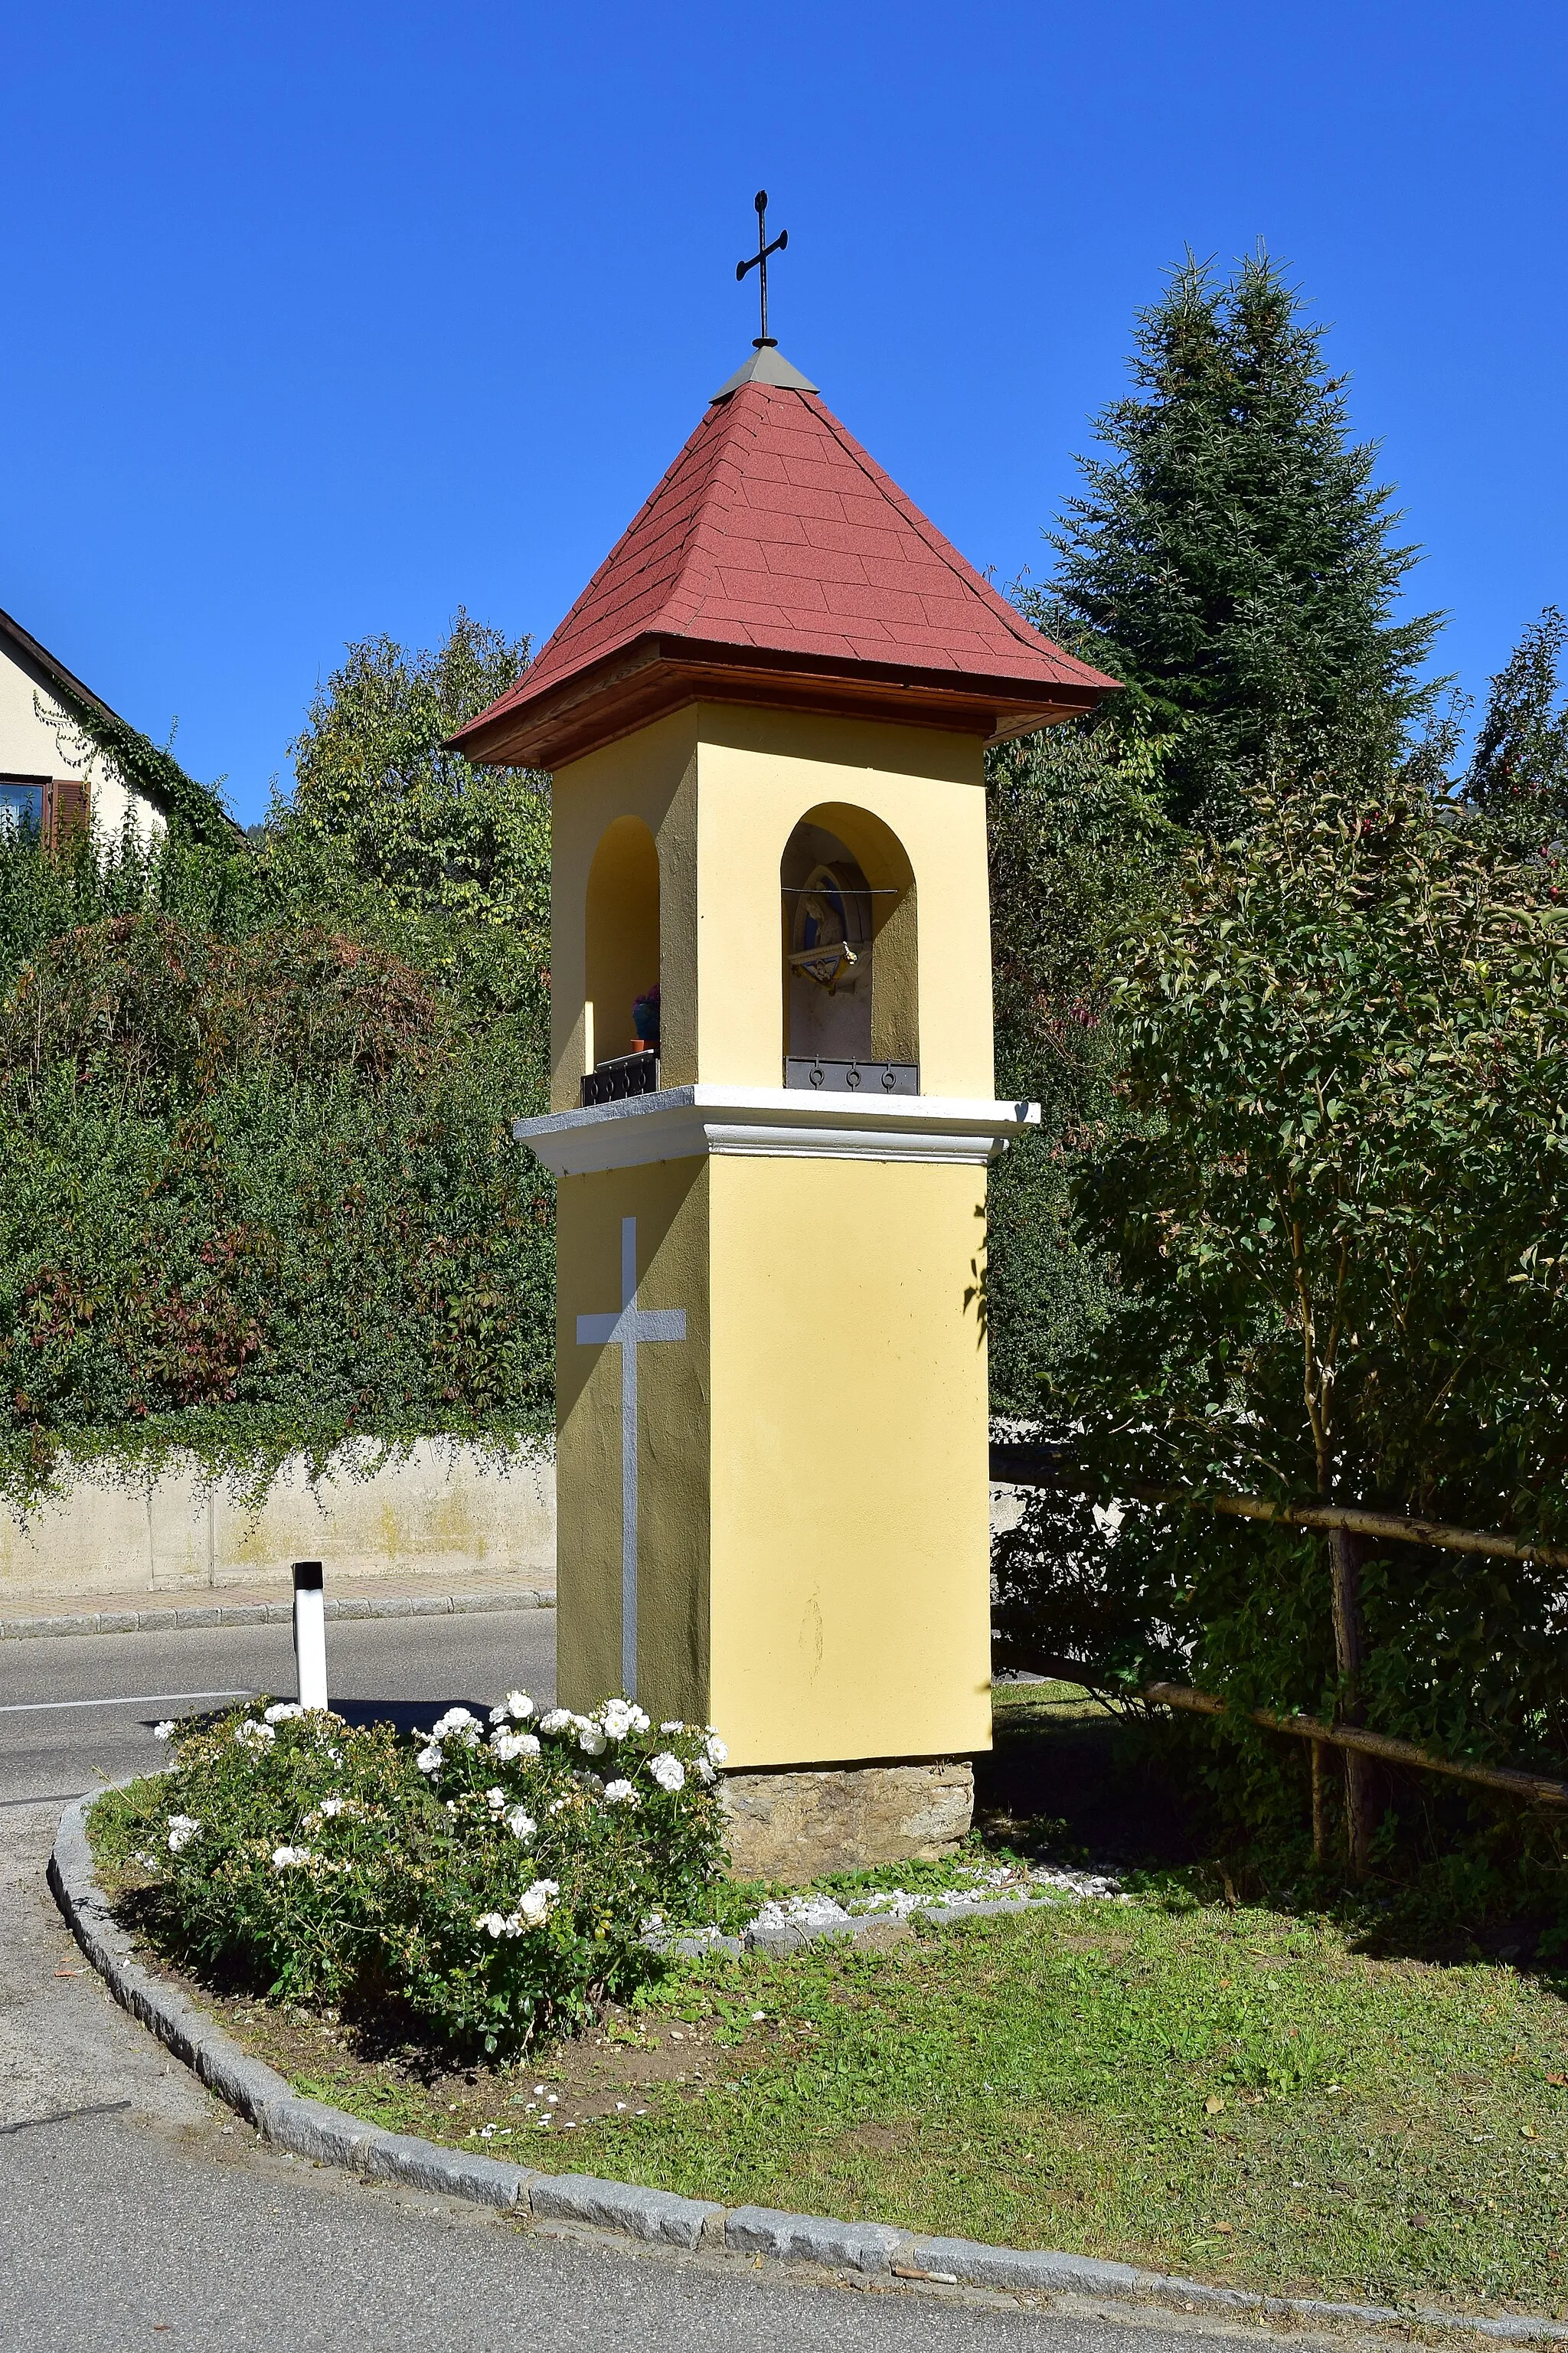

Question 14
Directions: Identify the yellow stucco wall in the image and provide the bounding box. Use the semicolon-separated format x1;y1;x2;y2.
554;1149;992;1769
707;1152;992;1767
555;1157;712;1722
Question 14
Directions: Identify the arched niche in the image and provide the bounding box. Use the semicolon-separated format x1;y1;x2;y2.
585;815;659;1070
779;802;918;1076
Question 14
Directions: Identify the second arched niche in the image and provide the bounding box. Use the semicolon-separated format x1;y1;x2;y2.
780;805;918;1091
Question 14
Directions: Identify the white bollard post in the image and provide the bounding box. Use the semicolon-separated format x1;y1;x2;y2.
292;1560;328;1712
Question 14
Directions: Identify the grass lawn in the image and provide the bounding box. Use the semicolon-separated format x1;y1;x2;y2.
94;1685;1568;2314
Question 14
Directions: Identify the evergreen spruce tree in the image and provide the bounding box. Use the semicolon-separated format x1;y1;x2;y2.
1465;605;1568;845
1046;251;1442;834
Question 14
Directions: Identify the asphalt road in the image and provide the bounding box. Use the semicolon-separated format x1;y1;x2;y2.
0;1616;1243;2352
0;1610;559;1809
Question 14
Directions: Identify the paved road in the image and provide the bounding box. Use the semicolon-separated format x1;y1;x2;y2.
0;1618;1238;2351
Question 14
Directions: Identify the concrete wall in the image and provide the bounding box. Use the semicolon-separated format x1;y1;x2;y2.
0;1440;556;1609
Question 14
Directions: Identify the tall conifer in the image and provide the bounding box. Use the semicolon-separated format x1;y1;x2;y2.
1465;606;1568;842
1047;252;1442;833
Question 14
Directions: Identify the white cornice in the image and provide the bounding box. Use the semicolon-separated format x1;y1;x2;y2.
511;1086;1040;1176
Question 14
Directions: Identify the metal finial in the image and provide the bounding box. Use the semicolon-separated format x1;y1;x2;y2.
735;187;787;349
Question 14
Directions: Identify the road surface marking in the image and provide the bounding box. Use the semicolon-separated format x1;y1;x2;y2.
0;1690;253;1715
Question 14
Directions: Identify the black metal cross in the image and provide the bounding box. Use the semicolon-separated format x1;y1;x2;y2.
736;189;787;349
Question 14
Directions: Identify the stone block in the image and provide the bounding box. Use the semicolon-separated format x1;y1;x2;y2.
721;1759;974;1882
726;2206;910;2273
361;2133;531;2209
529;2172;721;2248
911;2236;1152;2297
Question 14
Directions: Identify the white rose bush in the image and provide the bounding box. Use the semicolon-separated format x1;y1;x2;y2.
136;1695;729;2055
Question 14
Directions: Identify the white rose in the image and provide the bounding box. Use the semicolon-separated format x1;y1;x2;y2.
430;1708;481;1748
648;1753;686;1794
537;1708;574;1734
489;1729;541;1765
166;1815;201;1854
415;1742;443;1775
517;1878;558;1927
263;1702;304;1724
505;1807;536;1841
317;1796;346;1819
603;1779;639;1809
575;1720;607;1758
152;1721;177;1742
704;1733;728;1766
270;1845;312;1869
235;1720;276;1750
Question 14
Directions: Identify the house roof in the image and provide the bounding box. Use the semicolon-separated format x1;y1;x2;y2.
453;360;1119;770
0;603;240;838
0;604;125;734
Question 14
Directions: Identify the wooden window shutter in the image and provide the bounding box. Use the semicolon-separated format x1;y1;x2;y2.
51;776;90;848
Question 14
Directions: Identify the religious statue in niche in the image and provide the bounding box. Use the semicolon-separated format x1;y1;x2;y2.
782;825;874;1066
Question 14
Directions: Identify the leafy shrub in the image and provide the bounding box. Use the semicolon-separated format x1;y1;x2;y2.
128;1695;730;2055
0;908;554;1503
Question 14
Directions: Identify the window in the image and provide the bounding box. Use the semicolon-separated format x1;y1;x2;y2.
0;777;46;837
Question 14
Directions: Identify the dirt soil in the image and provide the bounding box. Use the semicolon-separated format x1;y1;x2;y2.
127;1935;787;2159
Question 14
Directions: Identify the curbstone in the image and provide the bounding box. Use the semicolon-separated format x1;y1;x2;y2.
530;2173;721;2249
913;2237;1204;2301
361;2133;533;2210
910;1894;1055;1930
47;1790;1568;2338
663;1931;745;1959
726;2206;910;2274
3;1589;556;1640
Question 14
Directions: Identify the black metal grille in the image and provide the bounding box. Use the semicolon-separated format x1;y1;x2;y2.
784;1057;919;1096
581;1053;660;1107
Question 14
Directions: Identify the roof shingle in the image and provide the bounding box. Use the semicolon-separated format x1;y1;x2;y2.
456;373;1116;764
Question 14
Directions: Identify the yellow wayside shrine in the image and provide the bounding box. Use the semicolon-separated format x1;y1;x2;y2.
456;342;1115;1867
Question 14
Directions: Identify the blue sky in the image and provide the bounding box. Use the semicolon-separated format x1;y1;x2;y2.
4;0;1563;823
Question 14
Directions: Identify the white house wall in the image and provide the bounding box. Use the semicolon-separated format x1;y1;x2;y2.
0;636;165;846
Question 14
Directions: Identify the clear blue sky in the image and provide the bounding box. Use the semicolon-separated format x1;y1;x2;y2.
5;0;1563;823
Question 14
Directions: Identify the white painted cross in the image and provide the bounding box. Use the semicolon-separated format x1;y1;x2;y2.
576;1217;686;1700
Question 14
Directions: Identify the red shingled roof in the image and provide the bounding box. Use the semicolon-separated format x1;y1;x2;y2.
456;376;1117;768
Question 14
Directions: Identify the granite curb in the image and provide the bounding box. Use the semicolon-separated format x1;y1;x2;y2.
49;1790;1568;2338
3;1587;556;1641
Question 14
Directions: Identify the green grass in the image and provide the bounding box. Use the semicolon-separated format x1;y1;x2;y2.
213;1888;1568;2313
93;1685;1568;2311
569;1904;1568;2312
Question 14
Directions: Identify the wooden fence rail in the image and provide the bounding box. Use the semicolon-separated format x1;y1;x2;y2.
990;1446;1568;1812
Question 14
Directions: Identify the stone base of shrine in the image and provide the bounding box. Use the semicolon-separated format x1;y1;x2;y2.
720;1757;975;1884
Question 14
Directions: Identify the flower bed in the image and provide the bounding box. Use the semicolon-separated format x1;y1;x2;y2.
117;1694;729;2055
